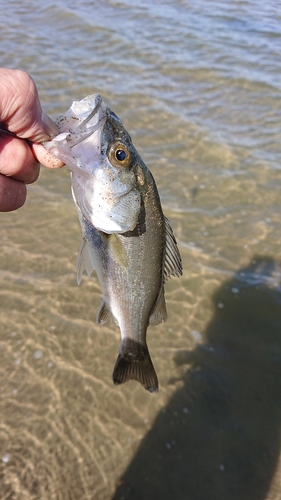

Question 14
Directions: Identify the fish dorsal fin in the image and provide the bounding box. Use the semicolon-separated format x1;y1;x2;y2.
163;216;183;281
149;287;167;326
96;300;116;325
149;217;182;325
76;238;96;285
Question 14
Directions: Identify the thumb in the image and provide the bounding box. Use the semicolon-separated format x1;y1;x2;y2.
0;68;58;142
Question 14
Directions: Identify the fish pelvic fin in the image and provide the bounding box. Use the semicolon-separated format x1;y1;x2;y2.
112;339;158;393
96;300;117;325
76;238;96;285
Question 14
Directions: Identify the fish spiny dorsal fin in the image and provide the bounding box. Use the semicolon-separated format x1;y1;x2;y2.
76;238;96;285
163;216;183;282
112;339;158;393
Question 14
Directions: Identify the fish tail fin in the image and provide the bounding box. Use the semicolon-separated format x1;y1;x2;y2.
112;339;158;393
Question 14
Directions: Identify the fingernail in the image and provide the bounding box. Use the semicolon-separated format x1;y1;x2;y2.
41;111;59;138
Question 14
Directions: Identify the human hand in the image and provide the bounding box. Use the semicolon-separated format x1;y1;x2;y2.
0;68;64;211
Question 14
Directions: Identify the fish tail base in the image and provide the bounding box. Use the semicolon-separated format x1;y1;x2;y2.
112;339;158;393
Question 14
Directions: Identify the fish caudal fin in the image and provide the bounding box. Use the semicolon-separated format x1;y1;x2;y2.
112;339;158;393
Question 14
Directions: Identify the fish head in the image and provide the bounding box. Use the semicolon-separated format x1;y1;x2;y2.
45;94;141;234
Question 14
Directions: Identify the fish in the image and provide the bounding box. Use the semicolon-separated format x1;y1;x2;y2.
45;94;182;392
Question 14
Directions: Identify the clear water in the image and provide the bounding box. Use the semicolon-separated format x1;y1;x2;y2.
1;1;281;498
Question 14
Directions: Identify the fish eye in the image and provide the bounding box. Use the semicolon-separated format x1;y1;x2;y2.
115;149;127;161
108;142;131;168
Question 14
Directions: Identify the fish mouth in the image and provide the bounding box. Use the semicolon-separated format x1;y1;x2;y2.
67;94;106;149
44;94;107;178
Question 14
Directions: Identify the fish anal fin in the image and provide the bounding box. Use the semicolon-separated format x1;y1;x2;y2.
77;238;96;285
164;216;183;281
112;339;158;393
149;287;167;326
96;300;116;325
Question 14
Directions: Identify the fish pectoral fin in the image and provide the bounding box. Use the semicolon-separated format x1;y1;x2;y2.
112;339;158;393
96;300;116;325
76;238;96;285
163;216;183;281
149;287;167;326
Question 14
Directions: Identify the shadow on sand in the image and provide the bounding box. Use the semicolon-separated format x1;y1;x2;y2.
112;257;281;500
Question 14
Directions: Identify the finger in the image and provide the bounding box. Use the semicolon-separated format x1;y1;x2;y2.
0;174;26;212
31;143;65;169
0;132;40;184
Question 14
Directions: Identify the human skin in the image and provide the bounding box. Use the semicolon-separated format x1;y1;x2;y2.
0;68;64;211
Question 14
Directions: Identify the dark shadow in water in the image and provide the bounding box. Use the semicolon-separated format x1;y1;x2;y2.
112;257;281;500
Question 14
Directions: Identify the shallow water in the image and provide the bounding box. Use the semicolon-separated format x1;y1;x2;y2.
1;1;281;499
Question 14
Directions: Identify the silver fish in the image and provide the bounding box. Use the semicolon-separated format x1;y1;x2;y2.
46;94;182;392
